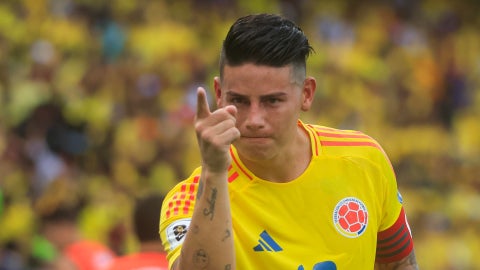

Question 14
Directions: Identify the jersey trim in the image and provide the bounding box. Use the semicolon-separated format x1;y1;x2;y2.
321;140;382;150
228;168;239;183
230;147;253;180
165;176;199;219
317;129;381;151
304;123;320;157
376;207;414;263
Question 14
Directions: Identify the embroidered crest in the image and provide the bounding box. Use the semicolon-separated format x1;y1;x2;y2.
333;197;368;238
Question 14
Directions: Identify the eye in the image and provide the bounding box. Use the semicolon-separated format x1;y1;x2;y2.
229;97;249;105
266;97;281;104
262;96;283;105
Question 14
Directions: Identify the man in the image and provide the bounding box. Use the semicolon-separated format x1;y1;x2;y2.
159;13;419;270
37;181;116;270
106;194;168;270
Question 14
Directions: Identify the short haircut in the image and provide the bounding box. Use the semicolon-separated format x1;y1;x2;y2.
133;194;165;243
219;13;313;84
35;180;84;224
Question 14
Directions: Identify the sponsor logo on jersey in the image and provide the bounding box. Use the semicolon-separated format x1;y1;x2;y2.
253;230;283;252
166;218;191;250
333;197;368;238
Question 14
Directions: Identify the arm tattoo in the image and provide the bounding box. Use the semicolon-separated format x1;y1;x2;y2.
191;224;200;234
222;229;231;241
193;249;209;268
225;264;232;270
375;252;419;270
403;252;419;270
203;187;217;220
197;179;204;199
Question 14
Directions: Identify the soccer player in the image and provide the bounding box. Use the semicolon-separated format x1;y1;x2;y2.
159;13;419;270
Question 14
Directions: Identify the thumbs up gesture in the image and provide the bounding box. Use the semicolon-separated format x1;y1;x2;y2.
195;87;240;173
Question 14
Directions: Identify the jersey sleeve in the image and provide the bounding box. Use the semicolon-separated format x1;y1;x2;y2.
376;207;414;263
159;167;201;269
376;146;403;231
374;143;414;263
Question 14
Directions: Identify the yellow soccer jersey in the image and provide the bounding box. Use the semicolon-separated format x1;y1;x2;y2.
160;121;408;269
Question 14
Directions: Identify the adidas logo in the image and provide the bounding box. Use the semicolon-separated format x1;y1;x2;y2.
253;230;283;252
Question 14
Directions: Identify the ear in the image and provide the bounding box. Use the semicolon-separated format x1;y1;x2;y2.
301;76;316;111
213;76;223;108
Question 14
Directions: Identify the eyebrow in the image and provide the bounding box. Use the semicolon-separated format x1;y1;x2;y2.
225;91;288;99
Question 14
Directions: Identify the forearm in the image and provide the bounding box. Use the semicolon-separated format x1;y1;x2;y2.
375;251;419;270
174;170;235;270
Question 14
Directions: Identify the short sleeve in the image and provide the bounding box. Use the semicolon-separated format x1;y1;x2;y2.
159;167;201;268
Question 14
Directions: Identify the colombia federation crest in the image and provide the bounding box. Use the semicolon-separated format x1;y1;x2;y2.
333;197;368;238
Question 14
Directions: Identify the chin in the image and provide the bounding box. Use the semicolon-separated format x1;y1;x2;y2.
235;141;274;161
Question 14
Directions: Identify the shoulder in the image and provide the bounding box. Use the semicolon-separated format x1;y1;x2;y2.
105;256;129;270
106;253;168;270
306;124;387;160
163;167;202;201
64;240;115;269
161;167;202;221
65;240;114;254
307;124;377;144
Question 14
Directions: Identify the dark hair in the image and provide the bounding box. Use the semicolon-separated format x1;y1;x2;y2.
219;13;313;81
36;180;84;224
133;194;165;243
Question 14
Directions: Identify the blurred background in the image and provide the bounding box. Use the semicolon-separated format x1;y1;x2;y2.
0;0;479;269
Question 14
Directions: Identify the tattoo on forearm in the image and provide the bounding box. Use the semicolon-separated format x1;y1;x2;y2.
192;224;200;234
197;179;204;199
376;252;418;270
406;252;419;269
222;229;231;241
225;264;232;270
193;249;209;268
203;187;217;220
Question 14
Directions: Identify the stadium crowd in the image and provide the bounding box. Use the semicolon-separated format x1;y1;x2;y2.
0;0;479;269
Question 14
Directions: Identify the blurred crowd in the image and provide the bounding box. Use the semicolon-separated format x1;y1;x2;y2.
0;0;479;269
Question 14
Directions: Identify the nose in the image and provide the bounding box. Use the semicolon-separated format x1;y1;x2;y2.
244;103;265;130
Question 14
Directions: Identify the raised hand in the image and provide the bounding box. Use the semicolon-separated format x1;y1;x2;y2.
194;87;240;173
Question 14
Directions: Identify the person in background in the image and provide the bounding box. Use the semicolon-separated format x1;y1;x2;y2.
36;180;116;270
106;193;168;270
159;13;419;270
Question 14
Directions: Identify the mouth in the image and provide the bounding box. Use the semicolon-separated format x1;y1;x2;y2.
240;135;271;143
241;134;269;139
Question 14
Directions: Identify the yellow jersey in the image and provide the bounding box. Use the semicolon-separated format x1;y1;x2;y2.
160;121;413;269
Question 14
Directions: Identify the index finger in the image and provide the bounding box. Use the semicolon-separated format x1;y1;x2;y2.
196;87;211;119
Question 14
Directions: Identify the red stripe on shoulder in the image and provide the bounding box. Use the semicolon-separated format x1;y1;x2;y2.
310;126;381;150
321;140;382;150
305;124;319;156
316;131;369;139
230;148;253;180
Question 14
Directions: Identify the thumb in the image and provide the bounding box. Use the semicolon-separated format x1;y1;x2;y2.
196;87;211;119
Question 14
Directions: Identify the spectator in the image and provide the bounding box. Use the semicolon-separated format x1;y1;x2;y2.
106;193;168;270
36;180;116;270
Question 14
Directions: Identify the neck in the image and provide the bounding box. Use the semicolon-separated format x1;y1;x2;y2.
240;125;311;183
139;241;165;253
58;227;82;250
